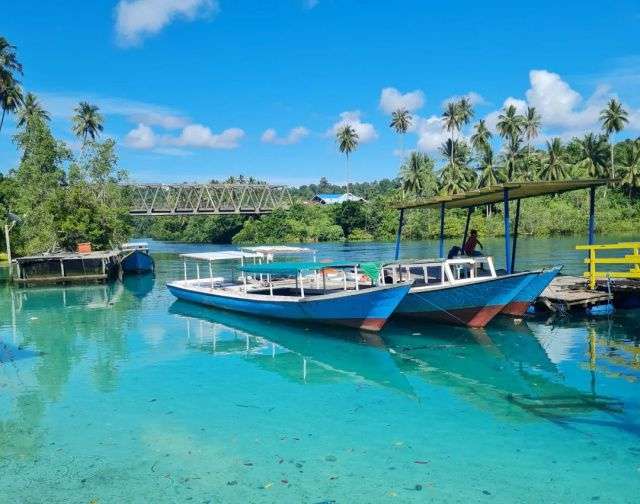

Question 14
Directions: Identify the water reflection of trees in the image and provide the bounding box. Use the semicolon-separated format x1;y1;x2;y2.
0;280;149;459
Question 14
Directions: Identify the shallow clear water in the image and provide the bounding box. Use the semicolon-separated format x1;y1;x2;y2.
1;238;640;503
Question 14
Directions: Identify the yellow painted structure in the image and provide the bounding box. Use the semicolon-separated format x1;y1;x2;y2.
576;242;640;289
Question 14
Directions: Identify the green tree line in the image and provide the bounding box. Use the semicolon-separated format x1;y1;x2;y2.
1;36;130;256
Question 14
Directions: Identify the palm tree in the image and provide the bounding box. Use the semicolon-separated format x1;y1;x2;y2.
575;133;608;178
503;135;524;180
478;146;500;188
439;139;474;195
523;106;541;156
0;37;24;133
496;105;524;143
457;97;474;127
17;92;50;127
470;119;492;154
442;101;462;167
539;137;567;181
599;98;629;179
72;101;104;143
390;108;412;160
0;79;23;132
400;152;432;197
336;125;359;194
0;37;23;76
620;140;640;196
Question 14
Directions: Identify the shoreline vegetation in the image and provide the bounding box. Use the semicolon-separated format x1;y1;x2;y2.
1;36;639;255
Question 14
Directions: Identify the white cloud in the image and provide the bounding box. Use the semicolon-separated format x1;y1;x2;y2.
125;123;157;149
174;124;245;149
327;111;378;143
39;93;189;129
124;123;244;151
261;126;309;145
413;115;448;152
442;91;488;107
379;87;425;114
115;0;218;47
525;69;600;129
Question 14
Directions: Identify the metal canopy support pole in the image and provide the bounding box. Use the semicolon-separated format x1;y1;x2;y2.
439;202;445;258
183;260;187;280
299;271;305;297
588;186;596;245
461;206;473;250
503;189;512;274
394;208;404;260
511;199;521;273
209;261;213;289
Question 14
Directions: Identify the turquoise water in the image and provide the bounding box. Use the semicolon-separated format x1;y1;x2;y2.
1;238;640;503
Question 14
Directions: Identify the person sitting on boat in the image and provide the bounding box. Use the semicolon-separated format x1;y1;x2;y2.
463;229;483;257
447;246;461;259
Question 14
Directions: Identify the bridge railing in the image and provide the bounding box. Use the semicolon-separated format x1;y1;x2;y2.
125;183;293;215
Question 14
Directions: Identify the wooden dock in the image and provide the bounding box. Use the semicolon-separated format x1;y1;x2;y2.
537;275;612;312
12;251;121;286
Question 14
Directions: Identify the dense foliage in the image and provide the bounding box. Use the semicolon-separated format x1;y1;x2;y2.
1;36;130;255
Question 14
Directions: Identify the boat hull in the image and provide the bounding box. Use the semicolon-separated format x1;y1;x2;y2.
501;266;563;316
121;250;155;274
393;272;537;328
166;283;411;331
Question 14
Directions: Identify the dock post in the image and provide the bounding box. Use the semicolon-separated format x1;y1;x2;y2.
461;206;473;250
394;208;404;260
439;202;445;258
588;186;596;245
511;199;521;273
503;189;512;274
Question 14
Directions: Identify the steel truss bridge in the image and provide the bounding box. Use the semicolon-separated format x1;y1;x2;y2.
127;183;292;216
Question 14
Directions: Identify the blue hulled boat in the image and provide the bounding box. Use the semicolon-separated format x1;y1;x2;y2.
167;255;410;331
382;257;539;327
501;265;563;316
120;243;155;274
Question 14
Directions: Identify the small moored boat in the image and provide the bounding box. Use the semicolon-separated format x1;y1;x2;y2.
167;255;411;331
120;242;155;274
382;257;539;328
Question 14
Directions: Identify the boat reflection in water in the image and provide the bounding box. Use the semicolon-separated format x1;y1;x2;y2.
168;300;417;397
382;317;625;422
122;273;155;299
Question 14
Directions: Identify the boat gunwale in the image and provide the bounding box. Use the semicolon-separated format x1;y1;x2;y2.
166;279;411;304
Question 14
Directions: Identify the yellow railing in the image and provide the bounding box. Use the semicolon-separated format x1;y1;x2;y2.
576;242;640;289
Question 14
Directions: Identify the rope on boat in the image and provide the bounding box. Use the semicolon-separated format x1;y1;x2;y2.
411;291;469;326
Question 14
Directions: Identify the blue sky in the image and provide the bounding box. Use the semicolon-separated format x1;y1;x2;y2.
1;0;639;185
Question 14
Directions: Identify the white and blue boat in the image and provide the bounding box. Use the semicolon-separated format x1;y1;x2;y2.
381;256;539;327
120;242;155;274
167;253;411;331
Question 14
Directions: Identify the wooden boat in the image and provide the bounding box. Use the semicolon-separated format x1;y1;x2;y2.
120;242;155;274
501;265;563;316
167;255;411;331
381;257;539;328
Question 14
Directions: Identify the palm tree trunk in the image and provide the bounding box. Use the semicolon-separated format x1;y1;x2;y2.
346;154;350;195
0;108;5;132
610;143;615;179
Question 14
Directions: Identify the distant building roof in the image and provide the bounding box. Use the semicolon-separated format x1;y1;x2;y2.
311;193;365;204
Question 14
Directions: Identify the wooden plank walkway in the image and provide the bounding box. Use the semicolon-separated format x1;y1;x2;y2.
538;275;611;312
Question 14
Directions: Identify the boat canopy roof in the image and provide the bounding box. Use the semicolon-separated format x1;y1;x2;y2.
180;251;261;262
241;245;315;255
395;179;612;210
241;261;384;281
241;261;355;275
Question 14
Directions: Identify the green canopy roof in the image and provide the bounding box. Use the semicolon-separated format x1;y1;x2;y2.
241;261;384;283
